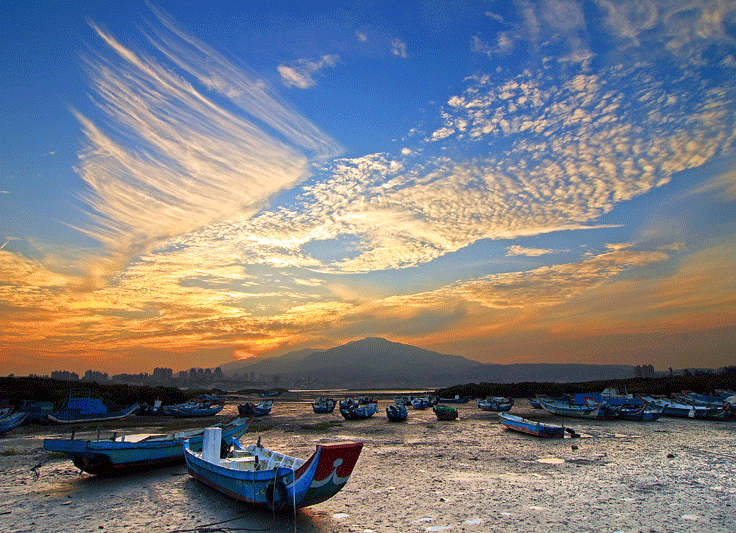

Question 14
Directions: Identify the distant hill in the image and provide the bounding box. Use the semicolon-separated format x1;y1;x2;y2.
219;337;636;388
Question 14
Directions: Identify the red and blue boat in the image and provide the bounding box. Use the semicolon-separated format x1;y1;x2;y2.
184;428;363;510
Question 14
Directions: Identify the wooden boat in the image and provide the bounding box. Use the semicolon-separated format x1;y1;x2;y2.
498;412;566;438
640;397;725;419
169;403;224;418
184;429;363;510
617;404;664;421
527;398;543;409
386;404;408;421
43;418;250;475
0;411;29;435
477;397;514;412
410;397;430;410
47;402;140;424
238;400;273;417
539;398;600;419
339;398;377;420
311;397;336;414
433;405;458;420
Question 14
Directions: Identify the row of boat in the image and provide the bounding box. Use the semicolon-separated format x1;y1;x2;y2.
530;388;736;420
42;415;363;510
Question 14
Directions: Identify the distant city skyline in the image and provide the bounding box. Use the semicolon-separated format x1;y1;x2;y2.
1;1;735;376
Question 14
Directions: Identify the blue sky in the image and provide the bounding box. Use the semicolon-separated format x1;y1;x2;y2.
1;0;735;376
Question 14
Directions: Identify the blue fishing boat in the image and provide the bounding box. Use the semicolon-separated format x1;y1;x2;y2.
311;397;336;414
640;397;725;419
477;397;514;412
238;400;272;417
43;418;249;475
498;412;567;438
47;392;140;424
410;397;430;410
527;398;543;409
339;398;377;420
0;411;29;435
539;398;600;419
386;404;408;421
185;429;363;510
169;403;223;417
617;404;664;421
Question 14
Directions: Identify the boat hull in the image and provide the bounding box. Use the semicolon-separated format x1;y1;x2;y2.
498;413;565;438
47;403;140;424
0;412;28;434
44;420;248;475
185;441;363;509
539;399;600;419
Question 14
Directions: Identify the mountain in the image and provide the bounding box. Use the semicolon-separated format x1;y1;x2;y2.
218;337;636;388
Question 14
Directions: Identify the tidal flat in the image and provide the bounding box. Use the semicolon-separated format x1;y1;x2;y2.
1;392;734;533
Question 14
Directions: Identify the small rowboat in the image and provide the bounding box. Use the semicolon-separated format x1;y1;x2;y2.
386;404;408;421
0;411;28;435
477;397;514;412
498;412;566;438
312;397;336;414
238;400;273;417
339;398;377;420
185;429;362;510
539;398;600;419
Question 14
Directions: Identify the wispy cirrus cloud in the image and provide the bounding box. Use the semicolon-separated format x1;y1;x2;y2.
73;12;341;268
506;245;557;256
277;54;341;89
391;38;408;58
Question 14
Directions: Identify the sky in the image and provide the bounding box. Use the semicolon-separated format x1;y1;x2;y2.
1;0;735;377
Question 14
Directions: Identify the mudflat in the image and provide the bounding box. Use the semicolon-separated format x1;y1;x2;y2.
1;392;734;532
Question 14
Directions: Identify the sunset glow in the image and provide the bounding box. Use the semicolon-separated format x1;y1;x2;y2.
1;1;735;376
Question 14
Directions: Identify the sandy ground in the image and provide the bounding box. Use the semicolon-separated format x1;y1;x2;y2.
1;392;735;533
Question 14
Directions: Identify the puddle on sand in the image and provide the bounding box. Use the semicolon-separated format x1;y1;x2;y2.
537;456;565;464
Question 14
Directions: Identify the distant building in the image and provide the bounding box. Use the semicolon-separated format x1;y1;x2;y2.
635;364;655;378
152;367;173;382
51;370;79;381
82;370;109;382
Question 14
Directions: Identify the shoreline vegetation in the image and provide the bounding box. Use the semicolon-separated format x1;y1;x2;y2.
1;367;734;410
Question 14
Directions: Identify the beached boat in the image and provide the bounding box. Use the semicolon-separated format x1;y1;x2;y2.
386;404;408;422
44;418;250;475
311;397;336;414
477;397;514;412
169;403;223;418
339;398;377;420
640;397;725;419
437;395;469;404
433;405;458;420
410;397;430;410
0;411;29;435
498;412;567;438
46;389;140;424
238;400;273;417
527;398;543;409
184;429;363;510
539;398;600;419
617;404;664;421
47;402;140;424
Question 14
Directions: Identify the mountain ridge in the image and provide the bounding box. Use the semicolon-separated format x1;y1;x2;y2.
218;337;636;387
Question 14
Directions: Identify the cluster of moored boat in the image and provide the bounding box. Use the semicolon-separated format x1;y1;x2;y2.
530;388;736;421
